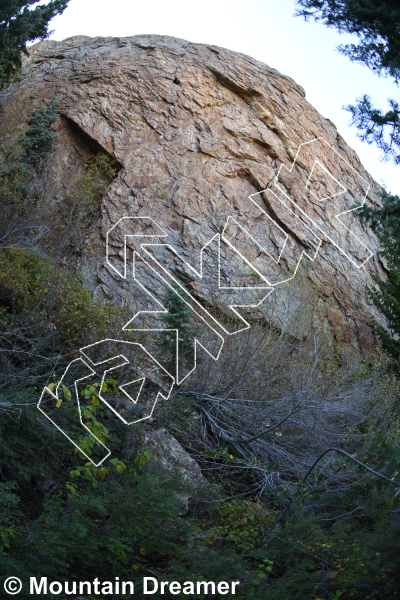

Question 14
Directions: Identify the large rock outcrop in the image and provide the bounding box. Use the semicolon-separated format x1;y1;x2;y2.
0;34;387;351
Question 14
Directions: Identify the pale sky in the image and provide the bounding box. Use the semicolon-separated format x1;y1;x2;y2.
43;0;399;194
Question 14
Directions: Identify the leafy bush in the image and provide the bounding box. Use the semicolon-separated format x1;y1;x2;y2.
0;246;123;403
203;498;276;549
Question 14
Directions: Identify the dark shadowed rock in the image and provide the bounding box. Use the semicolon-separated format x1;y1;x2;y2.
135;427;205;486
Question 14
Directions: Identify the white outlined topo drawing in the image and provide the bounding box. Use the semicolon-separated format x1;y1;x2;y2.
38;341;174;466
38;138;374;463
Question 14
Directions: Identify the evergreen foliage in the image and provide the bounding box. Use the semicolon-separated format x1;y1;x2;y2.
0;98;59;242
295;0;400;80
357;191;400;367
158;282;198;377
0;37;399;600
295;0;400;164
0;377;206;599
0;0;69;87
295;0;400;371
18;98;58;164
347;95;400;165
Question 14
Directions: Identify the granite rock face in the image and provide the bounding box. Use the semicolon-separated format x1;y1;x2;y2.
127;427;206;511
0;34;387;351
136;427;204;486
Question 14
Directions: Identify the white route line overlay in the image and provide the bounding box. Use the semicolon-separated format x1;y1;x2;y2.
123;251;227;385
273;137;373;268
118;224;275;384
38;341;174;466
38;137;374;464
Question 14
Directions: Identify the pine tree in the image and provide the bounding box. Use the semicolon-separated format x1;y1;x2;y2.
367;240;400;367
0;99;59;240
158;282;197;379
295;0;400;163
19;98;59;164
0;0;70;88
296;1;400;365
1;99;59;190
357;191;400;367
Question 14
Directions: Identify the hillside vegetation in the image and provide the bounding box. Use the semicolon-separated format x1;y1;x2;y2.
0;101;399;600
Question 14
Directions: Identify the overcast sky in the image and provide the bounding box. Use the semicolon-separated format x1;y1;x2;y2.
45;0;400;193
